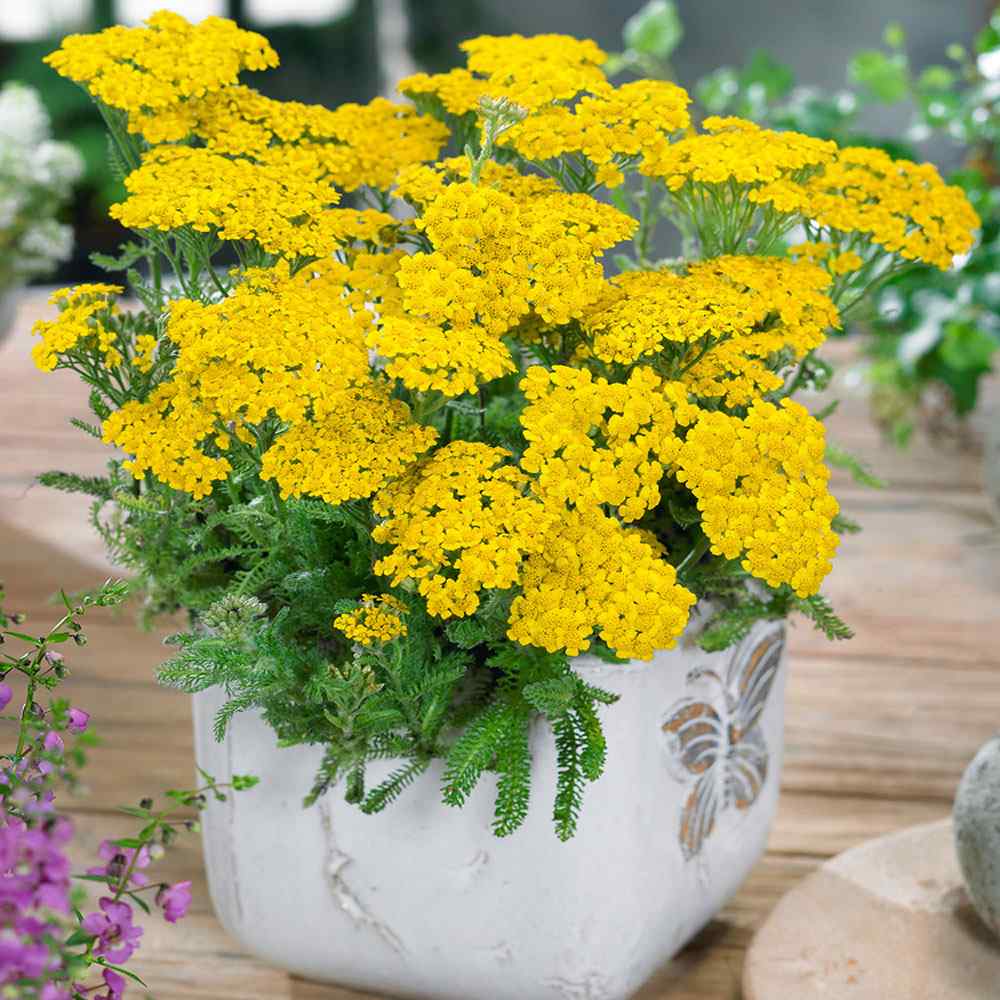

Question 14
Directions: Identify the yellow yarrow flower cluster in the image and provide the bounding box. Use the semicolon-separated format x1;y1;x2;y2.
677;256;839;405
372;443;552;619
507;507;696;659
519;365;697;522
400;34;607;115
800;146;980;270
31;285;124;372
642;116;835;192
504;80;691;187
260;384;436;507
675;399;840;597
102;263;437;504
333;595;408;646
44;10;277;114
370;174;633;395
581;255;836;379
110;145;393;257
101;378;231;498
129;88;447;192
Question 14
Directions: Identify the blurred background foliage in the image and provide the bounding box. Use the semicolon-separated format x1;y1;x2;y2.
1;0;997;442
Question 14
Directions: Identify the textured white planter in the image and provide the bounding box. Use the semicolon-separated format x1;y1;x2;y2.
0;284;22;346
193;615;788;1000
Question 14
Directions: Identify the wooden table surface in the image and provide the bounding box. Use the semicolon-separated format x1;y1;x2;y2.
1;289;998;999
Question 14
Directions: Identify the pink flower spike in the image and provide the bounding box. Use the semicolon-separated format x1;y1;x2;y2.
42;731;64;754
0;683;12;711
157;880;193;923
67;708;90;734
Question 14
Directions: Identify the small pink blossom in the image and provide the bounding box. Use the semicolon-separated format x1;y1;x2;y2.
81;898;143;963
67;708;89;734
0;684;11;712
156;880;192;923
87;840;151;888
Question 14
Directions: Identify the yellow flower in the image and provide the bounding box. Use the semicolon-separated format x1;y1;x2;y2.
334;594;408;645
506;505;696;659
110;145;393;257
801;146;980;270
31;285;123;372
260;383;437;506
675;398;840;597
45;11;278;114
505;80;691;186
372;443;552;619
373;175;633;395
641;116;835;192
103;262;437;503
519;365;697;522
101;377;231;499
400;34;607;115
580;256;838;406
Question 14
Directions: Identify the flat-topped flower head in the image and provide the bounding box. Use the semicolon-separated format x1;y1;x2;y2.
642;116;835;192
505;79;691;187
518;365;697;523
44;11;278;114
110;145;394;257
128;88;448;192
334;595;409;646
800;145;980;270
400;33;607;116
31;284;123;372
581;256;838;398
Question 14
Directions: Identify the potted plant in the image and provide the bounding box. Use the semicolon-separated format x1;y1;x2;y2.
34;11;978;998
0;82;82;343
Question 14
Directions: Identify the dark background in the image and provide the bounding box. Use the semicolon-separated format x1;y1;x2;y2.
0;0;992;282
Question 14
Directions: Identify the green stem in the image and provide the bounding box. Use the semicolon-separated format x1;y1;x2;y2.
676;535;711;580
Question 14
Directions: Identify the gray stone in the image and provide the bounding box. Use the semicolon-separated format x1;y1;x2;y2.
954;735;1000;939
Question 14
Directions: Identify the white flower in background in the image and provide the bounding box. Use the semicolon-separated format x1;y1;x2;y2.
0;82;50;146
20;220;74;265
0;81;81;290
34;141;85;191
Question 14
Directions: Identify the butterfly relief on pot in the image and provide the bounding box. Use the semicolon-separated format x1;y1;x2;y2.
661;627;785;860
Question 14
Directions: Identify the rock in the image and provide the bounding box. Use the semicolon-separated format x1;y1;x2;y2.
743;819;1000;999
954;735;1000;938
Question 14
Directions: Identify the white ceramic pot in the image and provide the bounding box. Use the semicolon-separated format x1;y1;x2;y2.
193;615;788;1000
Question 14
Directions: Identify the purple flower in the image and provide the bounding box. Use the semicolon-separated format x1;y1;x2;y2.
87;840;150;888
0;684;11;712
81;898;143;963
156;880;192;924
40;983;71;1000
67;708;90;734
97;967;126;999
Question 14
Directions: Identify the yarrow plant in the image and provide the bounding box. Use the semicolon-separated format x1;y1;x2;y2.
0;83;83;296
0;578;257;997
34;11;979;839
691;2;1000;445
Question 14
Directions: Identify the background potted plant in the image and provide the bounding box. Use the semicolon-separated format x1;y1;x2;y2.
0;81;82;343
31;10;978;998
